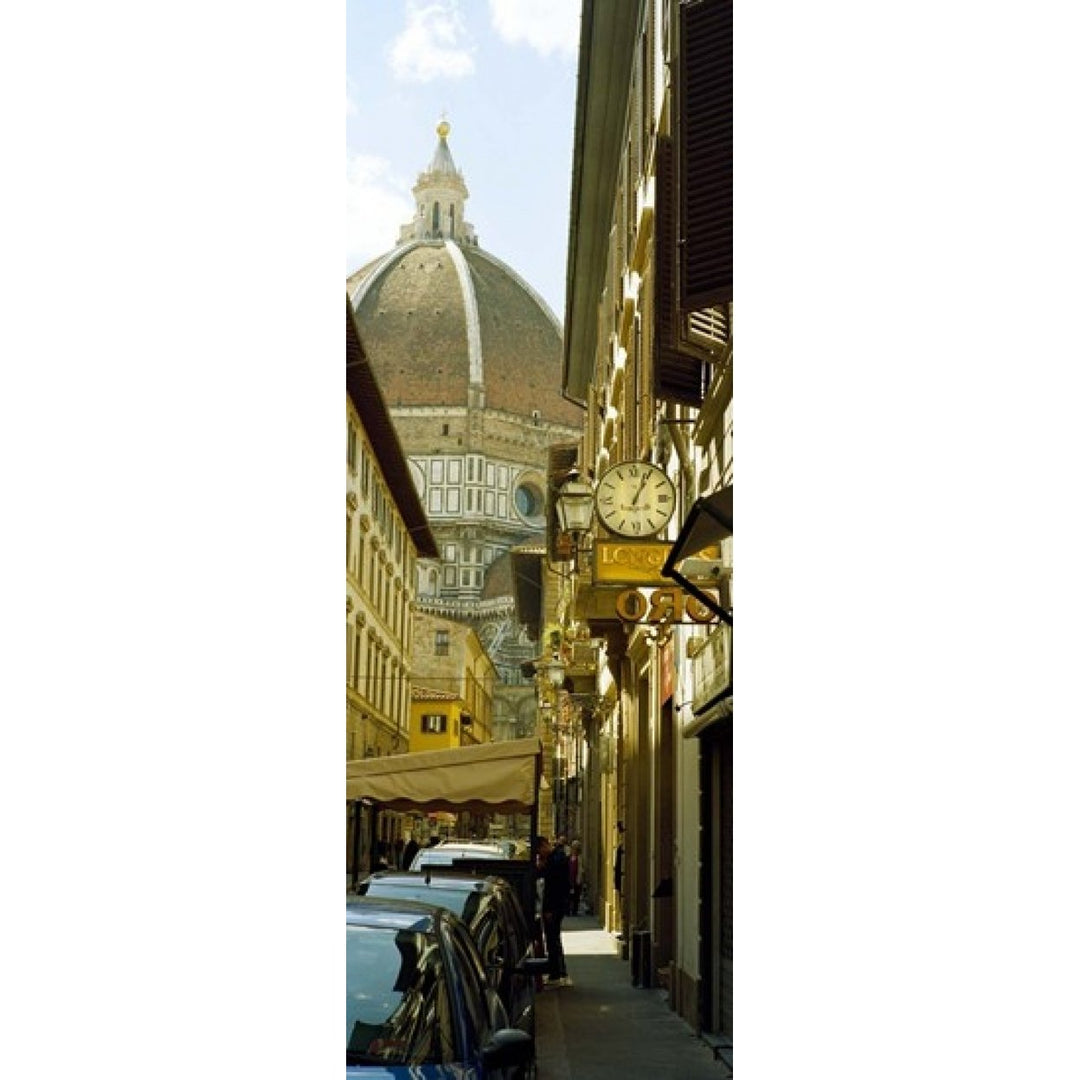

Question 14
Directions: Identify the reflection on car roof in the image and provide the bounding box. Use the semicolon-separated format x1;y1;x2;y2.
346;897;442;930
411;842;505;863
426;843;503;853
368;870;496;891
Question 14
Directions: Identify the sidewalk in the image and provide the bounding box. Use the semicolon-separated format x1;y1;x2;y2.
536;915;732;1079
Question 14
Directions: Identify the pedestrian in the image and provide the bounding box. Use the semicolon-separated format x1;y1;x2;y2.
568;839;583;916
402;833;420;871
374;840;390;871
613;820;625;897
613;820;627;941
536;834;572;987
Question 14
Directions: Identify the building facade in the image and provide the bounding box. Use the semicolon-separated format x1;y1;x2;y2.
347;122;584;747
346;302;439;874
556;0;733;1053
408;612;498;841
410;610;496;751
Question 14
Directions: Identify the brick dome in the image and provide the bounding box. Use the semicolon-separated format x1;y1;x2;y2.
346;121;578;427
347;241;577;426
346;122;584;692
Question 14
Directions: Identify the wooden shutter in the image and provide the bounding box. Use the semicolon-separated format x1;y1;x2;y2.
679;0;733;310
654;135;707;406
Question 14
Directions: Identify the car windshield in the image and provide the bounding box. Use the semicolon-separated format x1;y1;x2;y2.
345;925;456;1066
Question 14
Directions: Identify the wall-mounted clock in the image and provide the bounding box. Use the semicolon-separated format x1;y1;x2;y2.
596;462;676;538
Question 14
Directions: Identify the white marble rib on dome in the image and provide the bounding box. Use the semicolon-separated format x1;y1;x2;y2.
348;240;425;310
445;240;484;386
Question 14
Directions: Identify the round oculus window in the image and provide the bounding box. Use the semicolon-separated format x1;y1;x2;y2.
513;479;545;523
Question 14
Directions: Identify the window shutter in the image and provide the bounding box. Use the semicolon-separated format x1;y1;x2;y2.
654;135;707;406
679;0;733;310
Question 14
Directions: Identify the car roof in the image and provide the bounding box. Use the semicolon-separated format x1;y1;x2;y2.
345;896;444;930
414;843;505;861
365;870;502;894
431;840;504;852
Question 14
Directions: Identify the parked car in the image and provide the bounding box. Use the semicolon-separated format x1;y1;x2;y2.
492;838;528;859
409;840;506;871
358;871;548;1035
346;897;537;1077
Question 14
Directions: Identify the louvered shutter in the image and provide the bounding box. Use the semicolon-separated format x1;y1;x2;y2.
679;0;733;310
654;135;707;406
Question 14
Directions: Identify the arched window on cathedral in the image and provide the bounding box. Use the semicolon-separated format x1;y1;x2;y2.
432;201;441;236
449;204;456;238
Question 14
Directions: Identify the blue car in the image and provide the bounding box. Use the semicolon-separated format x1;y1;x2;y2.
357;871;547;1037
346;897;537;1078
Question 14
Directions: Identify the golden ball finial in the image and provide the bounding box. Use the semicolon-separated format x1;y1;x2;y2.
436;119;451;139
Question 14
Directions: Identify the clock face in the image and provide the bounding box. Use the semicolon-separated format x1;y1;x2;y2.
596;463;676;538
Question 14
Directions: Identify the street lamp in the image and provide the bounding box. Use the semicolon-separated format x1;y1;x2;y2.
555;468;595;539
555;468;594;577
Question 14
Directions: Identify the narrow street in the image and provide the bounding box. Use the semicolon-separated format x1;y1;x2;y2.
345;3;735;1069
537;916;731;1079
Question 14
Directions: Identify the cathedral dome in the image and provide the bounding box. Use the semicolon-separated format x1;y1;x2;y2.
347;123;580;428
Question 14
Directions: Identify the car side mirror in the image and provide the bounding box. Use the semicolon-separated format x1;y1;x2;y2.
482;1028;534;1071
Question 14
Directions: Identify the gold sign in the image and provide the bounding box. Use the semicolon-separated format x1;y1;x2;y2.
575;585;719;626
593;541;673;585
614;587;718;625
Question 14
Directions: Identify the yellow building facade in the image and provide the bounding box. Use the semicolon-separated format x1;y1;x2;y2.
408;688;468;754
410;610;496;748
346;302;438;874
556;0;732;1054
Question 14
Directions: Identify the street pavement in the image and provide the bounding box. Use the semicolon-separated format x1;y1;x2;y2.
536;914;731;1079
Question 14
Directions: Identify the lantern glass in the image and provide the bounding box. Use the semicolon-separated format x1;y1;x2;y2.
555;477;594;535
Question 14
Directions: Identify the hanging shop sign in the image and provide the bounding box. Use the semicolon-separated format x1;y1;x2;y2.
593;540;673;585
614;586;719;625
575;583;721;627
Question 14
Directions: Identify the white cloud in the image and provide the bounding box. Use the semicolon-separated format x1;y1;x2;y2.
388;1;477;83
488;0;580;59
346;154;414;274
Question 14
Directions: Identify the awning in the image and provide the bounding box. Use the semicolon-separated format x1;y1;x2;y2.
662;484;733;624
346;737;543;814
666;485;733;562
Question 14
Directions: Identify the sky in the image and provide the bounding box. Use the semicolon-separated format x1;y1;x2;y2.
346;0;583;321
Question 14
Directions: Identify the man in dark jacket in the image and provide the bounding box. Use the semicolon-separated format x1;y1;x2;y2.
536;835;572;987
401;835;420;871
